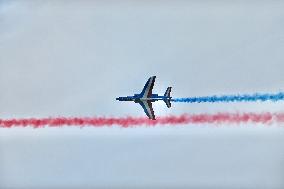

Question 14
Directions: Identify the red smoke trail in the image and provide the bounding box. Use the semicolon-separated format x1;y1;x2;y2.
1;113;284;128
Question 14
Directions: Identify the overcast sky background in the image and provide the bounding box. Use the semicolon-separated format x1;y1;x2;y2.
1;1;284;189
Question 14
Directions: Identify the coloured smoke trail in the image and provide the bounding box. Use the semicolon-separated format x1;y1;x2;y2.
1;112;284;128
171;92;284;103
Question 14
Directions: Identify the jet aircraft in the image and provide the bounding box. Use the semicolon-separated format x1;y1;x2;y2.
116;76;172;120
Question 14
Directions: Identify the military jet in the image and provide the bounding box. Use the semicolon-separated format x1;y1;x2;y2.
116;76;172;120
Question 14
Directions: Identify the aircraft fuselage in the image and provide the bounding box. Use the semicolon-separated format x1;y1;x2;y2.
116;94;170;103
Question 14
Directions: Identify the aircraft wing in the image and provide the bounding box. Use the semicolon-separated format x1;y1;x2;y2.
138;100;155;120
140;76;156;98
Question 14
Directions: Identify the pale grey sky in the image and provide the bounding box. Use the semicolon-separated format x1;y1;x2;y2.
1;1;284;189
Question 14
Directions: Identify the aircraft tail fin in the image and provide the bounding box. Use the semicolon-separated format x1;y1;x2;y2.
164;87;172;108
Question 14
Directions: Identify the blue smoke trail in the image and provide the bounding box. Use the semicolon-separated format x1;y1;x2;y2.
171;92;284;103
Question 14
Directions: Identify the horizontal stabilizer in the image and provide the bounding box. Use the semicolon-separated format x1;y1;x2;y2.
164;87;172;97
164;87;172;108
164;99;171;108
